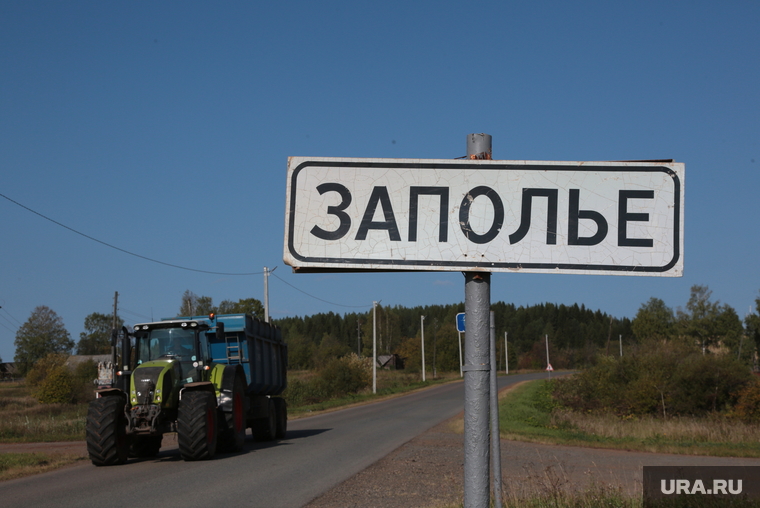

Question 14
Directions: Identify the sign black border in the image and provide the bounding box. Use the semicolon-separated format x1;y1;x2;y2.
286;159;682;274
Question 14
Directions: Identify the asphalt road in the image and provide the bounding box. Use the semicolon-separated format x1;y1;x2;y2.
0;372;551;508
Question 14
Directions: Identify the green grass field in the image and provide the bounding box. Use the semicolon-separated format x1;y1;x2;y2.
499;379;760;458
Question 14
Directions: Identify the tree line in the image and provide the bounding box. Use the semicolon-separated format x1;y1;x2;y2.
11;284;760;377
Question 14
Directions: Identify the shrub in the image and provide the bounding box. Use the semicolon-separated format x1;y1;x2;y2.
553;342;753;418
25;353;69;388
314;353;372;399
732;376;760;423
34;366;75;404
283;353;372;407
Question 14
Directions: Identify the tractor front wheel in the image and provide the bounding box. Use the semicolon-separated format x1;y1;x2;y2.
86;395;129;466
177;391;218;461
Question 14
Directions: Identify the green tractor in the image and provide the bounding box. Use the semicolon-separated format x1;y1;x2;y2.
86;314;287;465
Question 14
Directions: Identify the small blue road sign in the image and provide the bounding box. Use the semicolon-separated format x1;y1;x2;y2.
456;313;465;333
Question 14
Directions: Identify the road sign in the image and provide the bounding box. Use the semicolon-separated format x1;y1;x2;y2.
456;313;465;333
284;157;684;276
546;363;554;372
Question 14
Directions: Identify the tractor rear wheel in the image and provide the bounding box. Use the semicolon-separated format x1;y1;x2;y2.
178;391;218;461
86;395;129;466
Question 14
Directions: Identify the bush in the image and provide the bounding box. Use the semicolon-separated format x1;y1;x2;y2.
34;366;75;404
315;353;371;399
25;353;69;388
283;354;372;407
732;376;760;423
27;355;98;404
553;342;753;418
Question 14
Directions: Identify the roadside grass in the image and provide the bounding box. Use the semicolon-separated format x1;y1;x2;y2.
440;488;640;508
286;369;460;418
0;381;88;443
497;379;760;458
0;452;86;481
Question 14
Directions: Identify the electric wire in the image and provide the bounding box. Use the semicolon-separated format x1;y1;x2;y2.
1;192;372;312
0;307;22;326
0;192;263;276
272;273;371;309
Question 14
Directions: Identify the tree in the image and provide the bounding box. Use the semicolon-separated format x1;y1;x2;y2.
217;298;265;317
179;290;199;316
678;285;742;354
14;306;74;375
745;292;760;356
179;291;265;318
632;297;675;342
77;312;124;355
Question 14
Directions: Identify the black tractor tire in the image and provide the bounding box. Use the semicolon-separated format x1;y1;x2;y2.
273;397;287;439
131;435;162;458
252;398;276;442
177;391;218;461
218;376;246;452
86;395;129;466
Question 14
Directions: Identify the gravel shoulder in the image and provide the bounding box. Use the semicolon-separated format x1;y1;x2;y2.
305;414;760;508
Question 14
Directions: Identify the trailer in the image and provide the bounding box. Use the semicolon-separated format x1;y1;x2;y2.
86;313;287;465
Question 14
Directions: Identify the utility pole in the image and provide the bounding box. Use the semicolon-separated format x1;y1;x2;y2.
463;133;492;508
112;291;119;369
505;332;509;375
112;291;119;330
357;319;362;357
433;318;438;379
263;266;276;323
420;315;426;382
373;301;377;394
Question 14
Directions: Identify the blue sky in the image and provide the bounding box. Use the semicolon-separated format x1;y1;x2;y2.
1;1;759;362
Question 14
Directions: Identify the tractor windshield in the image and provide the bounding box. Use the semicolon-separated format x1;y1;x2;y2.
137;328;196;364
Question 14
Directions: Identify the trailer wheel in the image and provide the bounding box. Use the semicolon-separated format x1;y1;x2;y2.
273;397;287;439
218;376;246;452
252;398;277;441
178;391;218;461
86;395;129;466
131;435;162;458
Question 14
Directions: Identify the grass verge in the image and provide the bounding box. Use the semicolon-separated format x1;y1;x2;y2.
498;379;760;458
286;370;460;418
0;452;86;481
0;382;88;443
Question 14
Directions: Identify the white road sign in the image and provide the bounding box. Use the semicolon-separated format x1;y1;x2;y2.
284;157;684;276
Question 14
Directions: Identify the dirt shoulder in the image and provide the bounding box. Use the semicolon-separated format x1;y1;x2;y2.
305;415;760;508
0;441;88;456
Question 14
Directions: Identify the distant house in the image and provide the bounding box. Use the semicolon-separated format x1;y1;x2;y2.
64;355;110;371
0;362;18;380
377;354;404;370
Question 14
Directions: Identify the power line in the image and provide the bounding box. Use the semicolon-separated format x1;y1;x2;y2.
0;307;22;326
272;273;371;309
0;192;263;276
1;192;371;311
0;320;15;334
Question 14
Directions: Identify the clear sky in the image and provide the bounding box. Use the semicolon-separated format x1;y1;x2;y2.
1;1;759;362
